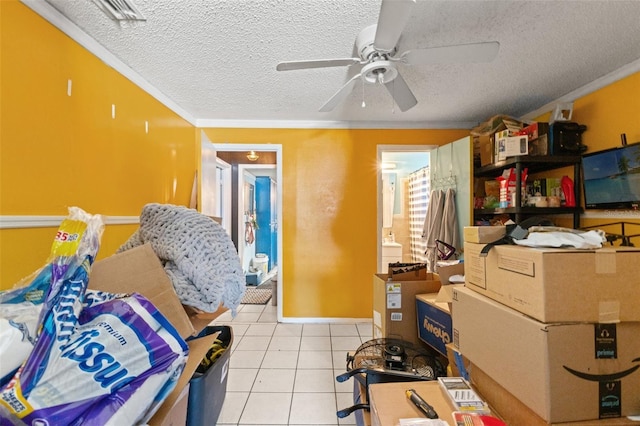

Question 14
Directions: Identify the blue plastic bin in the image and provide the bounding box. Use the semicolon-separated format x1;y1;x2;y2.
186;326;233;426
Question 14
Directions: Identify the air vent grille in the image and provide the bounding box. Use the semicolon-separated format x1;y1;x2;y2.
92;0;146;21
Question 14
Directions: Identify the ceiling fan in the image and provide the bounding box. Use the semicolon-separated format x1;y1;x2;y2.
276;0;499;113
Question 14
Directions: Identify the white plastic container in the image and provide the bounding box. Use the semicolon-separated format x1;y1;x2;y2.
252;254;269;276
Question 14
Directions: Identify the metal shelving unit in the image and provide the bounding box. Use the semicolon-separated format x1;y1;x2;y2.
474;155;582;228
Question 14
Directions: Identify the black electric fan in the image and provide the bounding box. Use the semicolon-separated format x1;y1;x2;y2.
335;338;445;418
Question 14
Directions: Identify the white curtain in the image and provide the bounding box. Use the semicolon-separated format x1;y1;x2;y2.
408;167;429;263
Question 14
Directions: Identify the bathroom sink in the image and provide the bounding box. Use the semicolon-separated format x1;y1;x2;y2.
382;241;402;248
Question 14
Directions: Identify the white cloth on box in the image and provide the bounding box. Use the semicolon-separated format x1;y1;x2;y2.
513;230;605;249
118;203;245;315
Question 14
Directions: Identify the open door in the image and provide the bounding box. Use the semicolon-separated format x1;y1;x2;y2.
376;145;436;273
202;141;284;321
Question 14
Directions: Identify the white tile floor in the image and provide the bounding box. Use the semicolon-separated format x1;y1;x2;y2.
211;302;372;425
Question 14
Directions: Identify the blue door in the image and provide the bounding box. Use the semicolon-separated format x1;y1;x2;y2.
255;177;277;270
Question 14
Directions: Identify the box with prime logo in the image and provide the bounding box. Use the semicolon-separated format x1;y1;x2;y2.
453;286;640;423
463;226;506;244
464;242;640;323
416;293;452;356
373;274;441;345
469;363;637;426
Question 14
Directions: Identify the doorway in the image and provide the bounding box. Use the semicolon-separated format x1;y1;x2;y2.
201;139;283;320
377;145;436;273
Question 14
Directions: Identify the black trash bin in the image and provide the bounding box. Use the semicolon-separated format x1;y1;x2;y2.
186;325;233;426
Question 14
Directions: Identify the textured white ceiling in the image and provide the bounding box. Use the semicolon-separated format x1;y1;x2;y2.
37;0;640;128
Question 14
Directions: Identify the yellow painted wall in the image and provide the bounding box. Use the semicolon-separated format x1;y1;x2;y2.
573;71;640;232
2;1;638;317
203;128;468;318
533;72;640;231
0;2;196;287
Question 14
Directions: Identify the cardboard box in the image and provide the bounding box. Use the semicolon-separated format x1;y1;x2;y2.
373;273;441;345
464;242;640;323
497;135;529;160
388;262;428;280
517;122;549;141
517;122;549;156
453;286;640;423
149;332;221;426
434;261;465;284
470;363;640;426
476;135;495;166
88;244;197;339
88;245;227;425
471;115;523;138
463;226;506;244
151;383;190;426
416;293;452;356
445;343;470;380
369;381;499;426
369;381;458;426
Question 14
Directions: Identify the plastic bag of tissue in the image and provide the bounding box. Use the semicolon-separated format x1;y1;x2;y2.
0;207;188;425
0;207;104;386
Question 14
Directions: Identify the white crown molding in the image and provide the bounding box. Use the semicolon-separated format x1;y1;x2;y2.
195;118;478;130
0;215;139;229
521;58;640;121
21;0;197;126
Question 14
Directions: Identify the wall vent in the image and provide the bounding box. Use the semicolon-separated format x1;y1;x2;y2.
92;0;146;21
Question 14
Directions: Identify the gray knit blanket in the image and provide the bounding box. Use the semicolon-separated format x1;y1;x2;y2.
118;203;245;315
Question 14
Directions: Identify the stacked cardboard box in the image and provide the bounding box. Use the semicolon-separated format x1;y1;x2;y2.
415;262;464;356
372;273;441;346
453;230;640;424
471;115;524;166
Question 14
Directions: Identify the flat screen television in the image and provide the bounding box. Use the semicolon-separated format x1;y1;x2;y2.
582;142;640;209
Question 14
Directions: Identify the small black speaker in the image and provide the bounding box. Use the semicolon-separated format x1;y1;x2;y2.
549;122;587;154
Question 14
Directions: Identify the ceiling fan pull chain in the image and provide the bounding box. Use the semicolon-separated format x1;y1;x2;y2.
391;79;395;114
361;77;366;108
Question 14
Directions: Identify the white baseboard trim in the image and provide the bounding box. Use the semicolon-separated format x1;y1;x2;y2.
279;317;373;324
0;215;139;229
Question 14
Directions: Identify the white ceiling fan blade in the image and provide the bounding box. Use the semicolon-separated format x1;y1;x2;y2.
402;41;500;65
374;0;416;52
276;58;360;71
319;73;362;112
384;72;417;112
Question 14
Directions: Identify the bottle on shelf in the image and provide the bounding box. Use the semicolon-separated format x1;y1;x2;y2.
561;175;575;207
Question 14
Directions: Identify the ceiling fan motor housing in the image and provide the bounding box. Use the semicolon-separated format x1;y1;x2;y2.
356;24;396;61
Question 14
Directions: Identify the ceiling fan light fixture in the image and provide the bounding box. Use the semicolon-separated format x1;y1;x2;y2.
247;150;259;161
362;61;397;84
